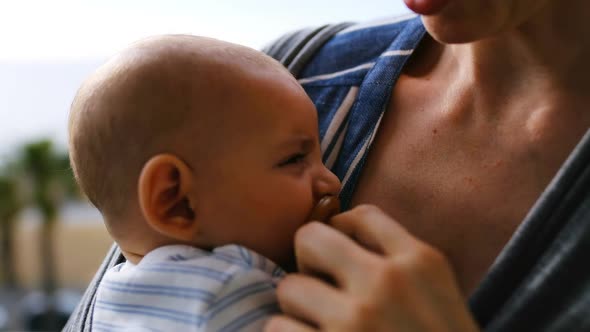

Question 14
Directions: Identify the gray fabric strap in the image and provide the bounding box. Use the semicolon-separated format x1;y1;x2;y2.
470;129;590;331
62;244;123;331
262;22;353;77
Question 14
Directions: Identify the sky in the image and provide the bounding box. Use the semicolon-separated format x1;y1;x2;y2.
0;0;411;159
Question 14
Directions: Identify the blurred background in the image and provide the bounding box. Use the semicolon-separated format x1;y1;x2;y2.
0;0;410;330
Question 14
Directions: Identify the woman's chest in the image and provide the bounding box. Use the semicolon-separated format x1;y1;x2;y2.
348;76;584;291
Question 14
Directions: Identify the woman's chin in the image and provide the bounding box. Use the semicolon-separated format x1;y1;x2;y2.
421;16;498;44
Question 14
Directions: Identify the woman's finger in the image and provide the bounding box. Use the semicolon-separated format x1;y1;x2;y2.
329;204;413;255
275;273;351;328
294;221;379;288
264;315;316;332
330;205;451;291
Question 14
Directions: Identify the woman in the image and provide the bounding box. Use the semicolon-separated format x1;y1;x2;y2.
265;0;590;331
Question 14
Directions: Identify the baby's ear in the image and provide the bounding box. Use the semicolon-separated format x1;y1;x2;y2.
138;154;198;242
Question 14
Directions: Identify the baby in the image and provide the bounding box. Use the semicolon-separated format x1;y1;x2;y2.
68;35;341;331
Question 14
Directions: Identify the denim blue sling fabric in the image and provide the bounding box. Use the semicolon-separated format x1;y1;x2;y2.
64;15;590;331
295;15;425;210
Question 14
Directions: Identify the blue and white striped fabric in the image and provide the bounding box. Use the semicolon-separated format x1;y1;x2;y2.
92;244;285;332
297;14;426;209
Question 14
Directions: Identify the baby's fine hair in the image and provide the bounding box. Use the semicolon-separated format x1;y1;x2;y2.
68;35;292;220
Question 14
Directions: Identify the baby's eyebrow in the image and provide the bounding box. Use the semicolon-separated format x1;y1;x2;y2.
275;136;314;151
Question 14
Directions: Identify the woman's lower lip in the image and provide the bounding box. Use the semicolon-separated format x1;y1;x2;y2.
403;0;450;15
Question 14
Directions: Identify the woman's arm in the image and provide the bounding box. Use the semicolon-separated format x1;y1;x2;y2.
265;205;480;332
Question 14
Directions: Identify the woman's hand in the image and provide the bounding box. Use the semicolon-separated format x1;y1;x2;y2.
264;204;481;332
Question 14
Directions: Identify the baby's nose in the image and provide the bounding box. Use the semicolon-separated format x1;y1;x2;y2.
313;166;341;199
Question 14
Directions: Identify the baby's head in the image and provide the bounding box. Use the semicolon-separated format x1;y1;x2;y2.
69;35;341;270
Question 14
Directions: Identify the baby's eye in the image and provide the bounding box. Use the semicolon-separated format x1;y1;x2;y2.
279;153;307;167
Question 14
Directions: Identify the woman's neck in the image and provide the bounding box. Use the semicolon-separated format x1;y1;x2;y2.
444;1;590;104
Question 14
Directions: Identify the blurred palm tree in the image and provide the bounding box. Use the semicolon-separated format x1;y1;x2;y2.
20;140;78;330
0;172;23;288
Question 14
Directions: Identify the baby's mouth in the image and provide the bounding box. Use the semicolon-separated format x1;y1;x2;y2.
308;195;341;223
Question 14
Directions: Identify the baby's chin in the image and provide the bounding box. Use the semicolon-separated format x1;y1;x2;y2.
276;196;341;273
